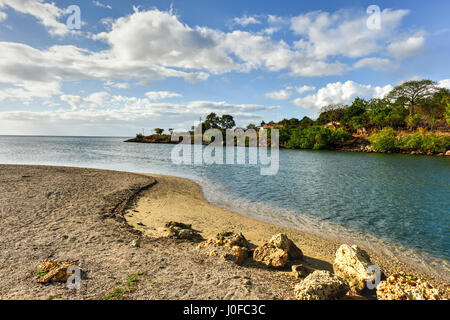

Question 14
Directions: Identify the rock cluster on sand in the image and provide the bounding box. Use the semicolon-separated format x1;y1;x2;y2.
333;244;373;293
165;221;202;241
376;273;442;300
37;259;74;283
253;233;303;268
294;270;350;300
197;231;251;265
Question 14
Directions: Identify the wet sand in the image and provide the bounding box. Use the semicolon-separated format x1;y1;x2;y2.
0;165;447;300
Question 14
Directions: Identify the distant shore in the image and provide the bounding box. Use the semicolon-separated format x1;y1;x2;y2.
0;165;448;299
125;134;450;156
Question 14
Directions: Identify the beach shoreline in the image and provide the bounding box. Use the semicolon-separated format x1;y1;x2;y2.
124;173;449;287
0;164;448;299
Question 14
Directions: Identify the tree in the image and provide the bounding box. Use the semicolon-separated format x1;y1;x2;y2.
203;113;221;130
387;80;438;115
220;114;236;130
298;116;314;128
168;128;174;135
246;123;258;130
154;128;164;135
317;104;347;126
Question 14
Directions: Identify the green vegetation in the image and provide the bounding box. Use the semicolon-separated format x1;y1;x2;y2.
132;80;449;154
286;126;352;150
369;128;450;153
104;274;142;300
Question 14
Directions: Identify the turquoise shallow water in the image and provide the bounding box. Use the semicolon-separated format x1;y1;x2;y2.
0;136;449;274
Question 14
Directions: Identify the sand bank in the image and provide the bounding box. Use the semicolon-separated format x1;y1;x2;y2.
0;165;447;300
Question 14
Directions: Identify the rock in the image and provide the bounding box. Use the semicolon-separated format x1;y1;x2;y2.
231;246;248;265
165;221;192;229
130;239;141;248
291;264;311;279
253;243;289;268
376;273;442;300
269;233;303;260
38;259;74;283
165;221;202;241
215;232;250;249
199;234;250;266
294;270;350;300
333;244;373;293
136;221;145;226
445;150;450;156
253;234;302;268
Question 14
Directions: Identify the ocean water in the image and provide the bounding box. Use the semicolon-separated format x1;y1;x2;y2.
0;136;449;275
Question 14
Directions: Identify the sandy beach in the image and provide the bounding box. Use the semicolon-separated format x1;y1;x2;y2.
0;165;447;300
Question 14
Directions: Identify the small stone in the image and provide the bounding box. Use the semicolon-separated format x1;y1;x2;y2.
130;239;140;248
137;221;145;226
445;150;450;156
291;264;311;279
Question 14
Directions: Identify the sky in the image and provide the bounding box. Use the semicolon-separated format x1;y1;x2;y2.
0;0;449;136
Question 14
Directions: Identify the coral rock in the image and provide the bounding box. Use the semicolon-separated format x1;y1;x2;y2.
215;232;250;249
38;259;74;283
376;274;442;300
253;243;289;268
269;233;303;260
294;270;350;300
165;221;202;240
333;244;373;293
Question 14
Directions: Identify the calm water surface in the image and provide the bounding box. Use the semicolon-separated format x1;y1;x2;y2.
0;136;448;274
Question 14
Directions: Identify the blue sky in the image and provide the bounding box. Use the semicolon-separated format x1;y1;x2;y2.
0;0;449;136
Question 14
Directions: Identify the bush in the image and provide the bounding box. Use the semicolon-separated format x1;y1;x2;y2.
135;133;144;141
286;126;351;150
368;127;398;152
398;131;449;153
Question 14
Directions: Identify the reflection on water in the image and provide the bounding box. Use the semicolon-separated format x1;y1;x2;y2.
0;136;449;275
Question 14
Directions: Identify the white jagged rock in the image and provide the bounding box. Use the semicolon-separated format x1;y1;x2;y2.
333;244;373;293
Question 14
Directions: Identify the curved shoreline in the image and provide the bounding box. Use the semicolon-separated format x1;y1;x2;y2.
125;173;449;293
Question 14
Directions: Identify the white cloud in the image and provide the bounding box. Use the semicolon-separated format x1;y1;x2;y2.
387;35;426;59
353;57;395;70
145;91;182;100
0;95;280;134
296;85;316;94
105;81;130;89
0;0;70;36
60;91;110;109
233;15;261;27
290;9;414;60
291;80;393;110
93;1;112;10
0;11;7;21
0;7;429;106
265;89;292;100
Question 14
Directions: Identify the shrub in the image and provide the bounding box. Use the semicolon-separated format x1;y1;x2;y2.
135;133;144;141
369;127;398;152
398;131;449;153
286;126;352;150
